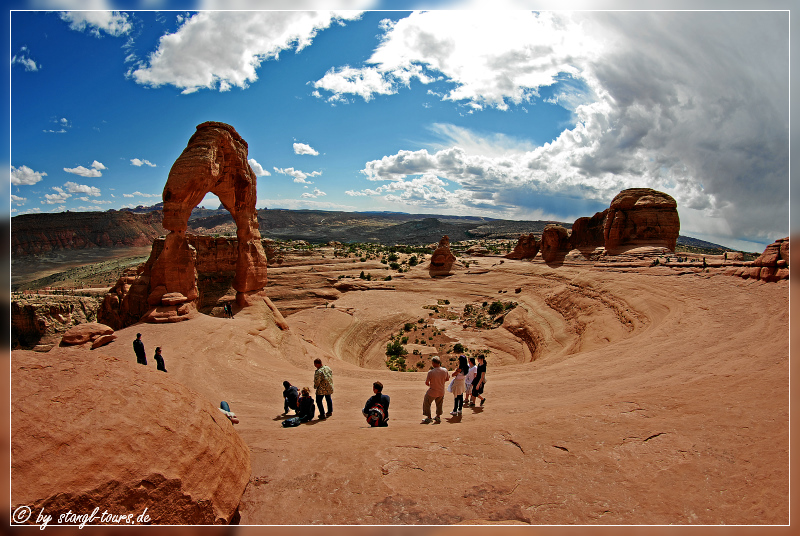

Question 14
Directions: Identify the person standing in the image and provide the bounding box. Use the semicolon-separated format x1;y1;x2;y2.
464;356;477;406
469;355;486;406
362;381;390;427
313;358;334;419
154;347;167;372
133;333;147;365
422;356;449;424
450;355;469;416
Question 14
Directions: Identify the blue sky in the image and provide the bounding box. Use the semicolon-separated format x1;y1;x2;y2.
6;2;791;252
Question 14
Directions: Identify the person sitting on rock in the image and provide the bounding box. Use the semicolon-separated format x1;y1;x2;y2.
154;347;167;372
283;380;299;414
297;387;316;423
133;333;147;365
362;381;390;427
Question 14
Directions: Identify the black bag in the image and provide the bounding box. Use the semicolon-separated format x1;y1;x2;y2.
366;404;385;427
282;417;301;427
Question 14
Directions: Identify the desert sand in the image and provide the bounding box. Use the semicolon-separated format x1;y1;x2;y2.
13;251;787;525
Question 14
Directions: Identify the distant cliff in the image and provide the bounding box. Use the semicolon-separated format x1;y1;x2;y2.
11;211;166;256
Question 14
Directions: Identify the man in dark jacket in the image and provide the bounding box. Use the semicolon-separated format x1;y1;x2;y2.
133;333;147;365
362;381;390;427
283;381;299;414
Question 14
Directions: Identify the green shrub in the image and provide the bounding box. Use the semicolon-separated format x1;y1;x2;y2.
488;301;504;315
404;323;414;332
453;342;466;353
386;339;407;358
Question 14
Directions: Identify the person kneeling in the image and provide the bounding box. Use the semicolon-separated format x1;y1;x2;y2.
362;381;390;427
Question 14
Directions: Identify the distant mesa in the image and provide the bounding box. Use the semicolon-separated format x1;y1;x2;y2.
428;235;457;277
11;348;250;524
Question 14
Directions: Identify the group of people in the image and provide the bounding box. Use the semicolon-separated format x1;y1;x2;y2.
222;302;235;318
280;354;486;427
133;333;168;372
282;358;336;426
423;354;486;424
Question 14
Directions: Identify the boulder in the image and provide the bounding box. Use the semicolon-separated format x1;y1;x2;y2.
604;188;680;253
540;225;571;264
429;236;457;277
90;333;117;349
733;237;790;282
60;322;114;346
571;210;607;250
11;348;250;525
505;234;540;260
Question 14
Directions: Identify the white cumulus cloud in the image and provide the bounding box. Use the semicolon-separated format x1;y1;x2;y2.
273;167;322;184
59;11;132;37
64;181;101;197
42;186;70;205
293;142;319;156
11;165;47;186
340;11;788;246
301;187;327;199
131;11;362;94
248;158;271;176
64;160;106;177
11;46;39;71
11;194;26;205
131;158;156;167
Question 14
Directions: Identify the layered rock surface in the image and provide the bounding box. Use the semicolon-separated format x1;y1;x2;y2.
11;211;165;256
11;348;251;525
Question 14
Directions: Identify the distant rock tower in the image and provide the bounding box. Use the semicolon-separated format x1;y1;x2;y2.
429;235;457;277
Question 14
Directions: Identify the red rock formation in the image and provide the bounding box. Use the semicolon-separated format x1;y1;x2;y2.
604;188;680;254
730;237;789;282
100;235;282;329
540;225;571;264
11;348;250;525
429;235;457;276
505;233;540;260
146;122;269;321
60;322;115;348
12;295;101;349
571;210;608;250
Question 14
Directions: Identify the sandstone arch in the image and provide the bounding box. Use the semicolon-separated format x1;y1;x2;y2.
148;122;269;321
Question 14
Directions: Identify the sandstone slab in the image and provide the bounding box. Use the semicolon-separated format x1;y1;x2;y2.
11;348;250;525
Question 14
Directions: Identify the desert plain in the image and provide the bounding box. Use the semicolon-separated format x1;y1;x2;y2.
10;244;790;526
